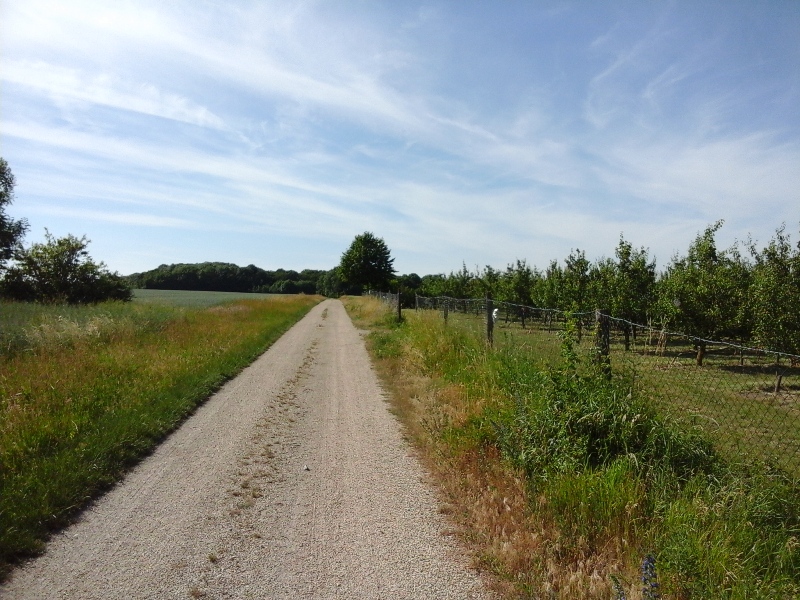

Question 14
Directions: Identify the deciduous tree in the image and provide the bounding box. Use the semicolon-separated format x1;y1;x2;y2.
749;225;800;359
656;222;750;365
0;158;28;272
1;231;132;303
337;232;396;292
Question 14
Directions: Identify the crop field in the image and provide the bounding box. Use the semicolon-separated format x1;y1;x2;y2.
0;293;321;574
132;288;280;307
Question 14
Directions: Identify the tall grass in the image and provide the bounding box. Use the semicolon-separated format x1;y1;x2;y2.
0;300;180;357
0;295;320;575
132;288;278;307
353;299;800;598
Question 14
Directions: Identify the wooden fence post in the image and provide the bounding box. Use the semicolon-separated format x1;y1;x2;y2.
443;299;449;324
486;295;494;346
397;286;402;322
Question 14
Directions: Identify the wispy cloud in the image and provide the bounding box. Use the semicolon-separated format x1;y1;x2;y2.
2;61;226;129
2;1;799;275
28;205;197;229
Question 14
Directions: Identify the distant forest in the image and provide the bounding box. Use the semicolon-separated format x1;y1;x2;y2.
125;263;327;295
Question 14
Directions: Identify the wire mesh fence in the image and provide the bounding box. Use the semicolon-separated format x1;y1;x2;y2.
374;292;800;477
366;290;400;306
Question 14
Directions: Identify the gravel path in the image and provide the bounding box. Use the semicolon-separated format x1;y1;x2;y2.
2;299;491;599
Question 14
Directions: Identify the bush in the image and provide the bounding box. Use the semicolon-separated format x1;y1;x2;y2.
1;232;131;304
488;322;718;484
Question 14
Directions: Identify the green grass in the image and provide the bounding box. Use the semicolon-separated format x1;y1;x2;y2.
0;299;181;358
445;310;800;477
0;294;321;576
132;288;280;307
367;305;800;598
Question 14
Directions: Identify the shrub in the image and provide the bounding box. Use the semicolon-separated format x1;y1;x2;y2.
1;231;131;304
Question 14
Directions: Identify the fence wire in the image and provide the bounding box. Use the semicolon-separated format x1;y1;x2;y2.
370;292;800;477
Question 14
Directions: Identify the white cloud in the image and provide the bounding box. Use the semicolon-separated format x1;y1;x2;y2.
2;61;225;129
27;205;196;229
604;132;800;217
3;2;799;275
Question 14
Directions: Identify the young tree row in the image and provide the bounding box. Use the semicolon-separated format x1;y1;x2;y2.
418;224;800;360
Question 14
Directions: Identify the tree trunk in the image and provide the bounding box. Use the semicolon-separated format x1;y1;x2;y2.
696;341;706;366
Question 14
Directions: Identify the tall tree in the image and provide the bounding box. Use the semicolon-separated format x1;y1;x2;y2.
562;249;590;312
337;232;396;292
0;158;29;272
540;260;564;309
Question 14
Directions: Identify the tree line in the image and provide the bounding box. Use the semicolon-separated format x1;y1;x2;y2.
3;151;798;360
125;263;327;295
415;222;800;362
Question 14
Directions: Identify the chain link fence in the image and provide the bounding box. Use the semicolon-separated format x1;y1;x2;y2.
395;294;800;477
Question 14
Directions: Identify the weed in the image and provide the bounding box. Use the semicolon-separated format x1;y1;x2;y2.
349;297;800;598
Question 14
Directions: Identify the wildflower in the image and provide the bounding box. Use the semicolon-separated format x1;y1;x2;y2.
641;554;661;600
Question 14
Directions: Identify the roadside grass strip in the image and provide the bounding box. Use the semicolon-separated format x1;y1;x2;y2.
0;294;321;574
348;297;800;599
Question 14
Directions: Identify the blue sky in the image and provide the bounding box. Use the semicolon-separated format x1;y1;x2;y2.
2;1;799;276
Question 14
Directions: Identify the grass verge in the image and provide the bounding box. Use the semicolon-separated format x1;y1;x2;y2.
0;294;321;576
346;297;800;599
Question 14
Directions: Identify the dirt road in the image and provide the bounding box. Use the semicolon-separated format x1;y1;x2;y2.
2;299;490;599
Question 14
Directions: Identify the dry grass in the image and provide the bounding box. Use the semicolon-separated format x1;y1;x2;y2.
348;298;635;598
347;298;800;599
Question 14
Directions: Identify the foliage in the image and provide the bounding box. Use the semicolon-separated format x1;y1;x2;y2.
317;267;364;297
127;262;326;295
501;259;539;306
490;322;718;485
749;225;800;357
406;220;798;362
656;222;752;364
562;249;591;311
0;158;28;273
589;237;657;349
1;231;131;304
539;259;564;309
392;272;423;307
337;231;396;292
608;237;656;324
